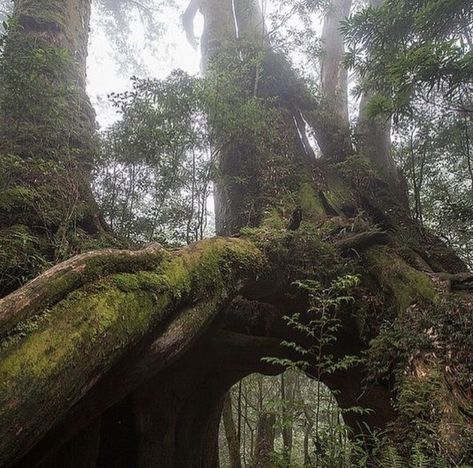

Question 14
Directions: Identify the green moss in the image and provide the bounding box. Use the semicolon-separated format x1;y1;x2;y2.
17;0;83;41
0;187;35;212
261;208;285;229
337;154;380;182
298;183;325;219
242;224;345;287
0;238;265;452
366;247;437;312
0;287;160;382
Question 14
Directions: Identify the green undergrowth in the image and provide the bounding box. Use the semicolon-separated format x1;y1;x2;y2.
365;293;473;463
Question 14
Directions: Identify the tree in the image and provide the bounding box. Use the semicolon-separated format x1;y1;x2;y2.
222;393;243;468
0;0;110;296
0;0;472;467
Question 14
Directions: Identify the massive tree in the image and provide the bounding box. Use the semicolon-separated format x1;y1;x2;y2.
0;0;111;297
0;0;472;467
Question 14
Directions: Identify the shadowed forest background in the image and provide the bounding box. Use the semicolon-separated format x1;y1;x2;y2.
0;0;472;467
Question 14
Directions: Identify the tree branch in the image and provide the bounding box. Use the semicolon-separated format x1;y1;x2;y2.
0;237;264;468
0;243;165;337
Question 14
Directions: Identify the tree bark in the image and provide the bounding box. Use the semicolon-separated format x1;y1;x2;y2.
280;373;293;466
0;0;109;296
318;0;353;161
250;411;276;468
222;393;243;468
0;237;264;467
38;418;101;468
356;0;406;199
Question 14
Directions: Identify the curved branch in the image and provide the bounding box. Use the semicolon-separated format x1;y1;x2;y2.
0;237;264;468
182;0;200;49
334;231;391;253
0;243;165;336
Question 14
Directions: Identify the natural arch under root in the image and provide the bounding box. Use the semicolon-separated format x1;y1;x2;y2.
3;226;470;468
22;312;393;468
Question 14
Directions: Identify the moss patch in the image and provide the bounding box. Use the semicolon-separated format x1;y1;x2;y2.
365;246;437;312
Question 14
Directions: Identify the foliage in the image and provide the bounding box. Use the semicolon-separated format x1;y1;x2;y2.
95;50;290;244
343;0;473;118
95;71;213;245
260;275;370;466
366;296;473;464
344;0;473;269
392;93;473;267
94;0;176;75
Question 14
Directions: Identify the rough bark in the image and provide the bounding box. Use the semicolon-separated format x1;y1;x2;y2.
197;0;314;235
0;0;109;296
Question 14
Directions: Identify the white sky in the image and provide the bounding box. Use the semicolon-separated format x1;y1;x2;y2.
87;0;204;128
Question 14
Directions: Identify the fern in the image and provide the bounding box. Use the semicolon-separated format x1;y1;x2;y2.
380;445;404;468
410;442;430;468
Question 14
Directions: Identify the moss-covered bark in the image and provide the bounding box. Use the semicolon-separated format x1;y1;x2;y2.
0;237;264;467
0;0;109;296
1;202;472;467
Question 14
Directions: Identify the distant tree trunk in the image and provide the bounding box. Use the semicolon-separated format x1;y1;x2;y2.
303;419;314;467
318;0;353;160
250;412;276;468
222;393;243;468
280;373;293;466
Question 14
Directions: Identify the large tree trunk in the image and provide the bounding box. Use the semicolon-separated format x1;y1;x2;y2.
356;0;406;199
0;0;472;467
0;0;108;296
319;0;353;161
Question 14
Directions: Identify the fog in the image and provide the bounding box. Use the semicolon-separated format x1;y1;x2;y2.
87;0;203;128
